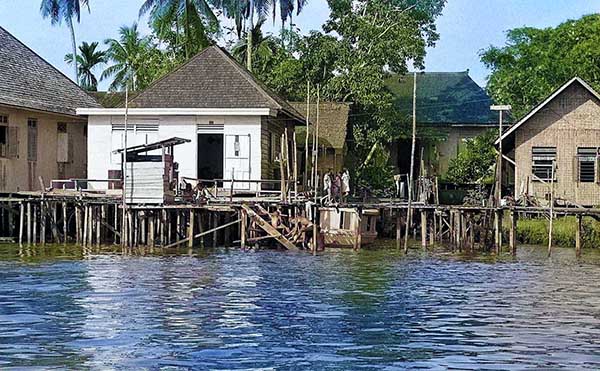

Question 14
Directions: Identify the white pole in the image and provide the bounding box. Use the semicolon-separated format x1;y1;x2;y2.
121;84;129;246
404;72;417;253
313;85;320;204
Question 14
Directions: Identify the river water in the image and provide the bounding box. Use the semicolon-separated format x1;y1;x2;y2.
1;243;600;369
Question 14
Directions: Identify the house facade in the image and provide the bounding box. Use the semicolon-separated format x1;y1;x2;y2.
499;77;600;206
386;71;500;177
0;26;100;192
79;46;303;192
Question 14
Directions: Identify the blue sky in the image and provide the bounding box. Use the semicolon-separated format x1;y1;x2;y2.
0;0;597;90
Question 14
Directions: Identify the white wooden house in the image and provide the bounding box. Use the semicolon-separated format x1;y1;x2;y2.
78;46;303;193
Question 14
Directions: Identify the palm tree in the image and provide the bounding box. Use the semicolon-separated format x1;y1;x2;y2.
101;23;151;91
223;0;307;71
140;0;219;59
231;17;279;74
40;0;89;84
65;41;107;91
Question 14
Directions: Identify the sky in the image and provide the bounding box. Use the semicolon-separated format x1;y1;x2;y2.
0;0;598;91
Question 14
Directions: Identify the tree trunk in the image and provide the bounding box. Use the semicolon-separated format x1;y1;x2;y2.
68;17;78;85
246;2;254;71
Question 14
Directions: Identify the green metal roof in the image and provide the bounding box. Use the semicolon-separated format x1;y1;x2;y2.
385;71;499;125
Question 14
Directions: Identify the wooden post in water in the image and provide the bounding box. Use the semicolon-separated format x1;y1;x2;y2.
149;213;155;248
212;212;218;248
420;209;427;248
240;209;247;249
509;209;517;256
26;202;31;244
396;210;402;249
494;209;502;254
33;204;38;245
19;202;24;245
576;214;582;258
547;161;555;257
188;210;195;248
404;72;418;254
62;202;68;244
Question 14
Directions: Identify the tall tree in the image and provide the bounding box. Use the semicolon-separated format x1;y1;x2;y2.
65;41;107;91
222;0;307;71
140;0;219;59
481;14;600;119
40;0;89;84
231;17;280;74
101;23;152;91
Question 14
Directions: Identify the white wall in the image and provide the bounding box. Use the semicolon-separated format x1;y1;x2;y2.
87;114;262;191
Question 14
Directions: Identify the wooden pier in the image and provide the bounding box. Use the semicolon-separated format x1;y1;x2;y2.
1;191;599;257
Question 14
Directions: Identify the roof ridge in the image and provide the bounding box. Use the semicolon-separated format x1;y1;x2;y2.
127;45;215;106
0;25;100;109
495;76;600;145
212;46;282;110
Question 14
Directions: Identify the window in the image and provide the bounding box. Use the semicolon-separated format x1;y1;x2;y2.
0;115;7;157
27;119;37;161
578;147;598;183
234;135;240;157
532;147;556;181
57;123;70;163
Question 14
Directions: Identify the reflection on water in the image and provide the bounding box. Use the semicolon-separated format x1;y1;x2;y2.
1;242;600;369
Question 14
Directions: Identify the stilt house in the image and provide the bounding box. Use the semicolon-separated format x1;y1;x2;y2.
79;46;304;193
0;26;100;192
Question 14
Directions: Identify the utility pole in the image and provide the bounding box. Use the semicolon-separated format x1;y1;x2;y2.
491;105;511;206
404;72;417;253
304;82;310;188
121;84;129;247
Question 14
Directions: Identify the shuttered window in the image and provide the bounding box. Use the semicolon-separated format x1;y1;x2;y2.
577;147;598;183
532;147;556;181
27;119;37;161
0;115;7;157
7;127;18;158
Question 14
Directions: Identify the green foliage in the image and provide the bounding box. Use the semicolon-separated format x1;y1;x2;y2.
140;0;219;59
516;216;600;248
228;0;446;188
444;129;497;185
102;23;178;91
481;14;600;119
354;144;395;191
65;41;107;91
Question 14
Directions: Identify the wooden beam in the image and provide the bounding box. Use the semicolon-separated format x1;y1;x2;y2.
164;218;240;249
241;204;299;251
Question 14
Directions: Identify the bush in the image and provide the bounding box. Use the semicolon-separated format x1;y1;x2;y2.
515;216;600;248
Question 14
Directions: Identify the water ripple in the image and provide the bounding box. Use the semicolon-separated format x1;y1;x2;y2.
0;244;600;369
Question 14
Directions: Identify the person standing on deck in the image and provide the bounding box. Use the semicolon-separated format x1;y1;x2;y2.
341;169;350;203
323;170;332;203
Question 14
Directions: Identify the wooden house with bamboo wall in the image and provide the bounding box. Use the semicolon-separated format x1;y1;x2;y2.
0;26;100;192
497;77;600;207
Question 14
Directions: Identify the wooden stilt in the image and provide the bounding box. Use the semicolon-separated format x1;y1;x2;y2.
576;214;582;258
33;204;38;245
149;213;155;248
494;209;502;254
197;210;204;248
396;210;402;249
62;202;67;244
188;210;195;248
27;202;31;245
240;209;247;249
509;209;517;256
420;209;427;248
19;202;24;245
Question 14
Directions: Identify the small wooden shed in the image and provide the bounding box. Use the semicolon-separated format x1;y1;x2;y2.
113;137;190;204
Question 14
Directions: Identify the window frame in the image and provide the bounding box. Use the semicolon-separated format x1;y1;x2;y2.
577;147;598;183
0;114;8;158
531;146;556;182
27;118;38;162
